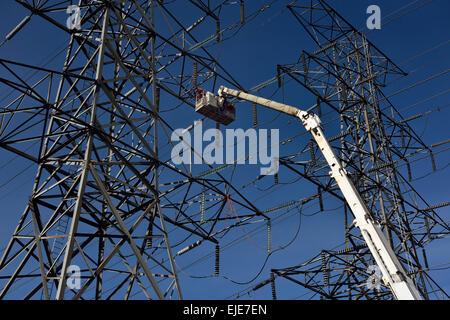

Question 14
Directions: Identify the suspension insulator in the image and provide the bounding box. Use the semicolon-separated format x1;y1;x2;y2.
340;84;347;105
310;139;316;166
422;248;429;269
344;205;350;239
193;62;198;91
317;97;322;117
267;220;272;254
147;225;153;249
216;20;221;42
240;1;245;25
200;188;206;223
318;186;324;212
270;272;277;300
215;245;220;276
177;240;202;256
430;151;436;172
252;102;257;127
400;129;406;148
424;216;432;241
406;160;412;181
277;65;282;88
215;122;220;149
424;202;450;211
336;245;367;255
155;86;160;110
321;251;328;286
6;16;31;41
301;51;307;80
252;279;271;291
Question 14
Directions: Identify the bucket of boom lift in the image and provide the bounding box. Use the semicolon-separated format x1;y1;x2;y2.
195;89;236;125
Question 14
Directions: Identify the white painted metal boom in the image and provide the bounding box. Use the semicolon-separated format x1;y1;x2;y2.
218;86;423;300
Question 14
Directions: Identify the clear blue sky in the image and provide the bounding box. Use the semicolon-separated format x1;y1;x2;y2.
0;0;448;299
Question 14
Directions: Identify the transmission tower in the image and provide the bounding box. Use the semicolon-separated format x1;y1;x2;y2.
261;0;450;300
1;0;448;301
0;0;268;299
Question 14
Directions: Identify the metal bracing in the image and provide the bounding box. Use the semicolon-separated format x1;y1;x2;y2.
216;85;423;299
0;0;271;299
0;0;448;300
265;0;450;299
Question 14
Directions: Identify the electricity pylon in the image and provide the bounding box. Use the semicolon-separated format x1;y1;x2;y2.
0;0;264;299
1;0;448;301
266;0;450;299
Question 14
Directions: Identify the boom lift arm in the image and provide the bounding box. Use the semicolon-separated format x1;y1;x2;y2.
216;86;423;300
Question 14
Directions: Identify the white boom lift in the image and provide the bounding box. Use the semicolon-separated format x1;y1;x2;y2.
204;85;422;300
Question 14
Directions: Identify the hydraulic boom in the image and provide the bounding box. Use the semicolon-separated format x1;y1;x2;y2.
216;86;423;300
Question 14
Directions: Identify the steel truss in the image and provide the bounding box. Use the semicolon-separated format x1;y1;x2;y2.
266;0;450;300
0;0;268;299
0;0;448;300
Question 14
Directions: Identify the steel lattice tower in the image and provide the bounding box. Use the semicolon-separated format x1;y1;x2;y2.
266;0;450;300
0;0;268;299
0;0;448;301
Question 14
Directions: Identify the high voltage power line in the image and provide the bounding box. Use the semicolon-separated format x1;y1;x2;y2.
0;0;448;300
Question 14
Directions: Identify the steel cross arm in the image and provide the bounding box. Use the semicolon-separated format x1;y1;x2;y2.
217;86;423;300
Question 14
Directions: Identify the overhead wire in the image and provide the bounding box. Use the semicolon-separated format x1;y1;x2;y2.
172;193;344;287
0;0;450;300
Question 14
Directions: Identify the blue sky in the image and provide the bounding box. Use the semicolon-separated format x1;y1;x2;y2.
0;0;449;299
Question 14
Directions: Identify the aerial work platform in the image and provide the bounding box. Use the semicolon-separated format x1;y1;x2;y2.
195;88;236;125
